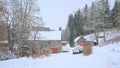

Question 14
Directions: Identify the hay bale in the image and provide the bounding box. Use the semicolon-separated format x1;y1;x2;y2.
83;41;93;56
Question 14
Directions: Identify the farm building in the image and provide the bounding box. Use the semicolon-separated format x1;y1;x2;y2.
28;31;62;56
73;36;93;55
74;34;99;46
74;36;87;46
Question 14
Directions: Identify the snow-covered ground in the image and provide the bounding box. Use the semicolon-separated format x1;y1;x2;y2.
0;42;120;68
0;29;120;68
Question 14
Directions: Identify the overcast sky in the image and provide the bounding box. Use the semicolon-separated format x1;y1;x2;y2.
38;0;115;30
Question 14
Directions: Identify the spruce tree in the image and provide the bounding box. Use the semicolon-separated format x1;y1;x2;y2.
104;0;110;28
90;2;100;31
83;4;89;32
68;10;84;47
68;14;74;47
98;0;110;29
90;2;96;27
74;10;84;36
111;0;120;28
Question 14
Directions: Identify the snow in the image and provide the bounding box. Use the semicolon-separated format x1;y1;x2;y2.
104;29;120;40
75;29;120;43
0;42;120;68
0;48;16;60
61;43;71;52
0;40;8;43
74;34;96;43
29;31;61;40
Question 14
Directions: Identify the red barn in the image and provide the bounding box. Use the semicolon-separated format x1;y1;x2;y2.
73;36;93;54
75;36;87;46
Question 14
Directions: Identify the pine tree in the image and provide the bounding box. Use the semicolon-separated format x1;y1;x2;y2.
68;14;74;47
67;10;84;47
90;1;100;31
98;0;110;29
84;4;89;21
90;2;96;28
104;0;110;28
75;10;84;35
73;10;84;40
83;4;90;32
111;0;120;28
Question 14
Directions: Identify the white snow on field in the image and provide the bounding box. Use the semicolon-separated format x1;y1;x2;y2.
0;42;120;68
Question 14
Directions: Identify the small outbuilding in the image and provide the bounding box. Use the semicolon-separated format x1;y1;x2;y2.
73;36;93;55
75;36;87;46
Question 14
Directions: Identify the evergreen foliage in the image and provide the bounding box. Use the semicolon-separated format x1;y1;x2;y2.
111;0;120;28
68;10;84;47
67;0;113;46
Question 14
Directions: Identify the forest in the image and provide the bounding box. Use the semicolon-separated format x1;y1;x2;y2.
64;0;120;47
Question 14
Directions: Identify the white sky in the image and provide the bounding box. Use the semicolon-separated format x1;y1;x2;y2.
38;0;115;30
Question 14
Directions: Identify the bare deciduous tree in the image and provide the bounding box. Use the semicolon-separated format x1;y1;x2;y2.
9;0;43;57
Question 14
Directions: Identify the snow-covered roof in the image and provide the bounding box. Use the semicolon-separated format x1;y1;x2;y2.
0;40;8;43
61;41;67;43
74;34;96;43
29;31;61;40
74;36;86;43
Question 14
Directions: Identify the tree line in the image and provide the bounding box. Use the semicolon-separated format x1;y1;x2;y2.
65;0;120;47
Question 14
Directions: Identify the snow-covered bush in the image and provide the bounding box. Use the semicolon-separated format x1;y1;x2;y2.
0;47;16;60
